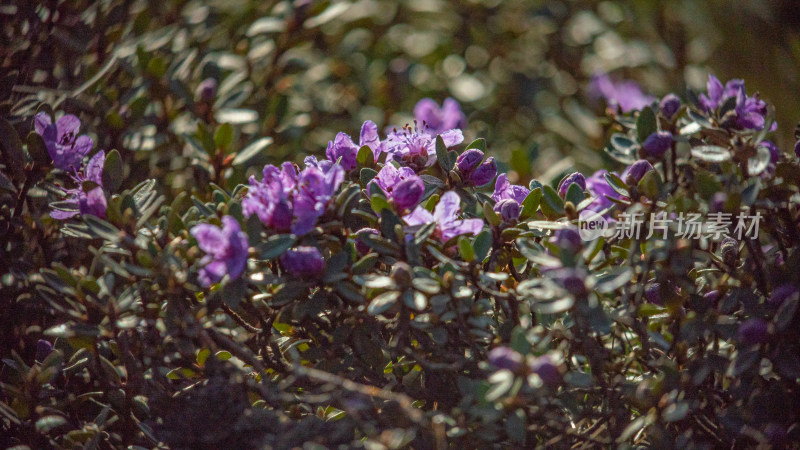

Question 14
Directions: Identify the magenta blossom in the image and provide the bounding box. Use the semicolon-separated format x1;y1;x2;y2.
589;74;655;113
456;149;496;187
384;124;463;170
243;161;344;235
191;216;249;287
370;164;425;212
413;98;467;135
280;246;325;278
403;191;484;243
584;170;624;215
35;112;94;171
700;75;773;131
50;151;107;220
326;120;383;171
492;174;530;204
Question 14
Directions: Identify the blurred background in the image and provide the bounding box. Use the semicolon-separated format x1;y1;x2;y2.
2;0;800;194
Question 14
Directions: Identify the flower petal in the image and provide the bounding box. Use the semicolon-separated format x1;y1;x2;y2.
433;191;461;223
55;115;81;142
34;112;52;135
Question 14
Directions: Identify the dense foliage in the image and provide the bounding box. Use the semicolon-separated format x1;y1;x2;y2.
3;1;800;449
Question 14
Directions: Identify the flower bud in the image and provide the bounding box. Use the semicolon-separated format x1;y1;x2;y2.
391;261;413;287
530;355;561;385
659;94;681;118
280;246;325;278
469;158;497;187
557;172;586;198
720;237;739;267
488;347;523;372
36;339;54;362
642;131;672;158
768;284;798;307
456;149;484;173
795;140;800;159
703;290;720;305
495;199;520;222
354;228;379;255
623;160;654;185
550;227;582;252
195;78;218;102
645;283;663;305
737;318;769;345
392;177;425;211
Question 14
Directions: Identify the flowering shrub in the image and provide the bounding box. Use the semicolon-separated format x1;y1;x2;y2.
3;64;800;448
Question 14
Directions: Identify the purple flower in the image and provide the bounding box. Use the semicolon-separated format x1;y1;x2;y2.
403;191;484;243
280;246;325;278
737;318;769;345
495;199;521;222
550;227;582;252
623;160;654;185
191;216;249;287
370;164;425;212
413;98;467;135
660;94;681;118
196;78;218;102
704;290;721;305
456;149;496;187
589;74;655;113
548;267;588;297
35;112;94;171
455;149;484;173
641;131;672;158
325;121;383;171
645;283;663;305
700;75;772;131
795;140;800;159
557;172;586;198
35;340;54;362
354;227;379;255
492;174;530;204
488;347;523;371
384;124;463;170
243;161;344;235
50;151;107;220
530;355;561;385
584;170;624;214
768;284;798;307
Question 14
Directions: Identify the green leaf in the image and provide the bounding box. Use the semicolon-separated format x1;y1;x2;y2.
196;348;210;366
539;185;564;219
519;188;542;220
368;291;400;315
370;194;391;215
603;172;629;195
473;230;492;262
26;132;50;166
102;149;124;192
458;236;476;261
36;415;67;433
636;106;657;143
0;118;25;180
215;350;232;360
214;123;234;152
360;167;378;186
232;137;273;166
691;145;731;163
637;169;663;200
256;234;296;260
84;215;123;243
465;138;486;152
356;145;374;168
565;182;585;206
435;135;453;172
483;201;501;226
